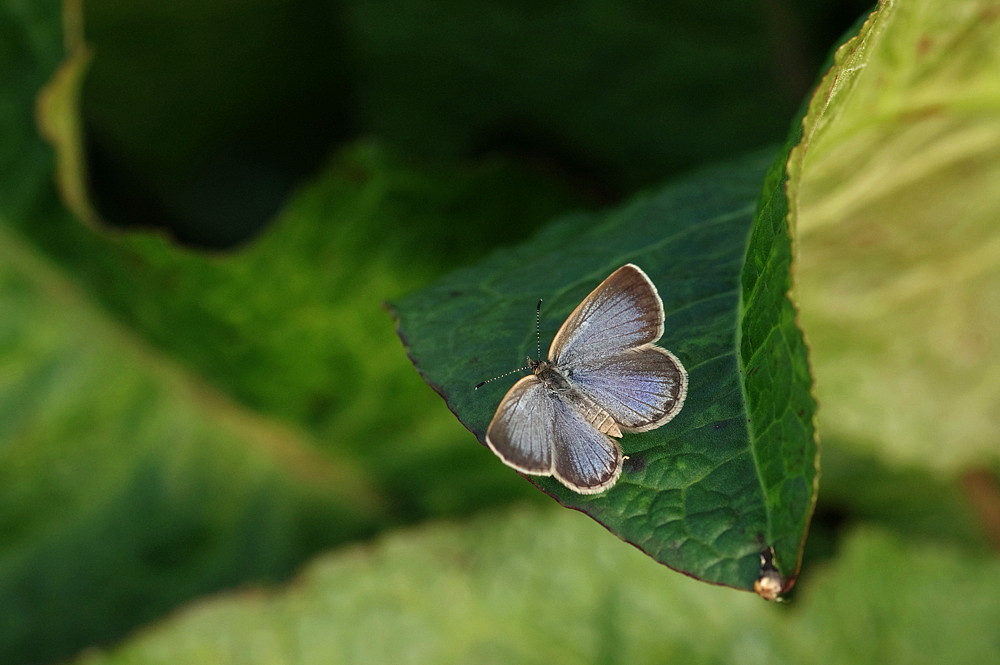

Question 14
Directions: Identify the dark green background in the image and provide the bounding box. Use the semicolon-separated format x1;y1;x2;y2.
75;0;869;247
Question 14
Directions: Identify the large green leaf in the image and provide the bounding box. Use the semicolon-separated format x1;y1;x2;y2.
789;0;1000;472
0;144;580;665
393;143;818;590
71;507;1000;665
0;222;385;664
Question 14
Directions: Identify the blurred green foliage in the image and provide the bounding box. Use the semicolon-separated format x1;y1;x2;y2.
73;511;1000;665
1;0;998;664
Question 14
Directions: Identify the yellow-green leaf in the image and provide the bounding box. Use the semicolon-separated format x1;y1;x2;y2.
790;0;1000;471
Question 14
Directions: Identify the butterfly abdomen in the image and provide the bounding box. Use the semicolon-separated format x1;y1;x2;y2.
581;403;623;437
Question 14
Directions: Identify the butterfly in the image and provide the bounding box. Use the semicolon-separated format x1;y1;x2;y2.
484;264;688;494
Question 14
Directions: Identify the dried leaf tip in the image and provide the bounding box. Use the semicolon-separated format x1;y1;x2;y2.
754;546;785;601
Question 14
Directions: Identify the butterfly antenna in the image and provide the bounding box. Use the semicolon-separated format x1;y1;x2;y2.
474;366;527;390
473;298;543;391
535;299;543;361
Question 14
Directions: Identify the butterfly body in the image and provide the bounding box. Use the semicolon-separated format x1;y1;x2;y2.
531;359;623;437
485;264;688;495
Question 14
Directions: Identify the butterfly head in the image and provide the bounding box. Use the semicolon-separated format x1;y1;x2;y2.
527;357;548;374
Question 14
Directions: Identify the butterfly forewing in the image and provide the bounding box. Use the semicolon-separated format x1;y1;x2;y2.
549;264;665;365
550;398;623;494
485;375;554;474
569;345;688;432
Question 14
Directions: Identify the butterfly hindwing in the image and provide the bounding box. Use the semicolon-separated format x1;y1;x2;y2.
485;375;554;474
568;345;688;432
550;398;623;494
485;374;624;493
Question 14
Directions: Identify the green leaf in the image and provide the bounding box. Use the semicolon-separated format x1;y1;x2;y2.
71;508;1000;665
787;527;1000;665
0;223;385;664
0;142;580;664
789;0;1000;472
392;144;819;590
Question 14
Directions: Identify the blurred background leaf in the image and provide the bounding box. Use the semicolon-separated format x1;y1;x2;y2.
73;508;1000;665
0;223;383;661
790;0;1000;473
2;0;998;664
